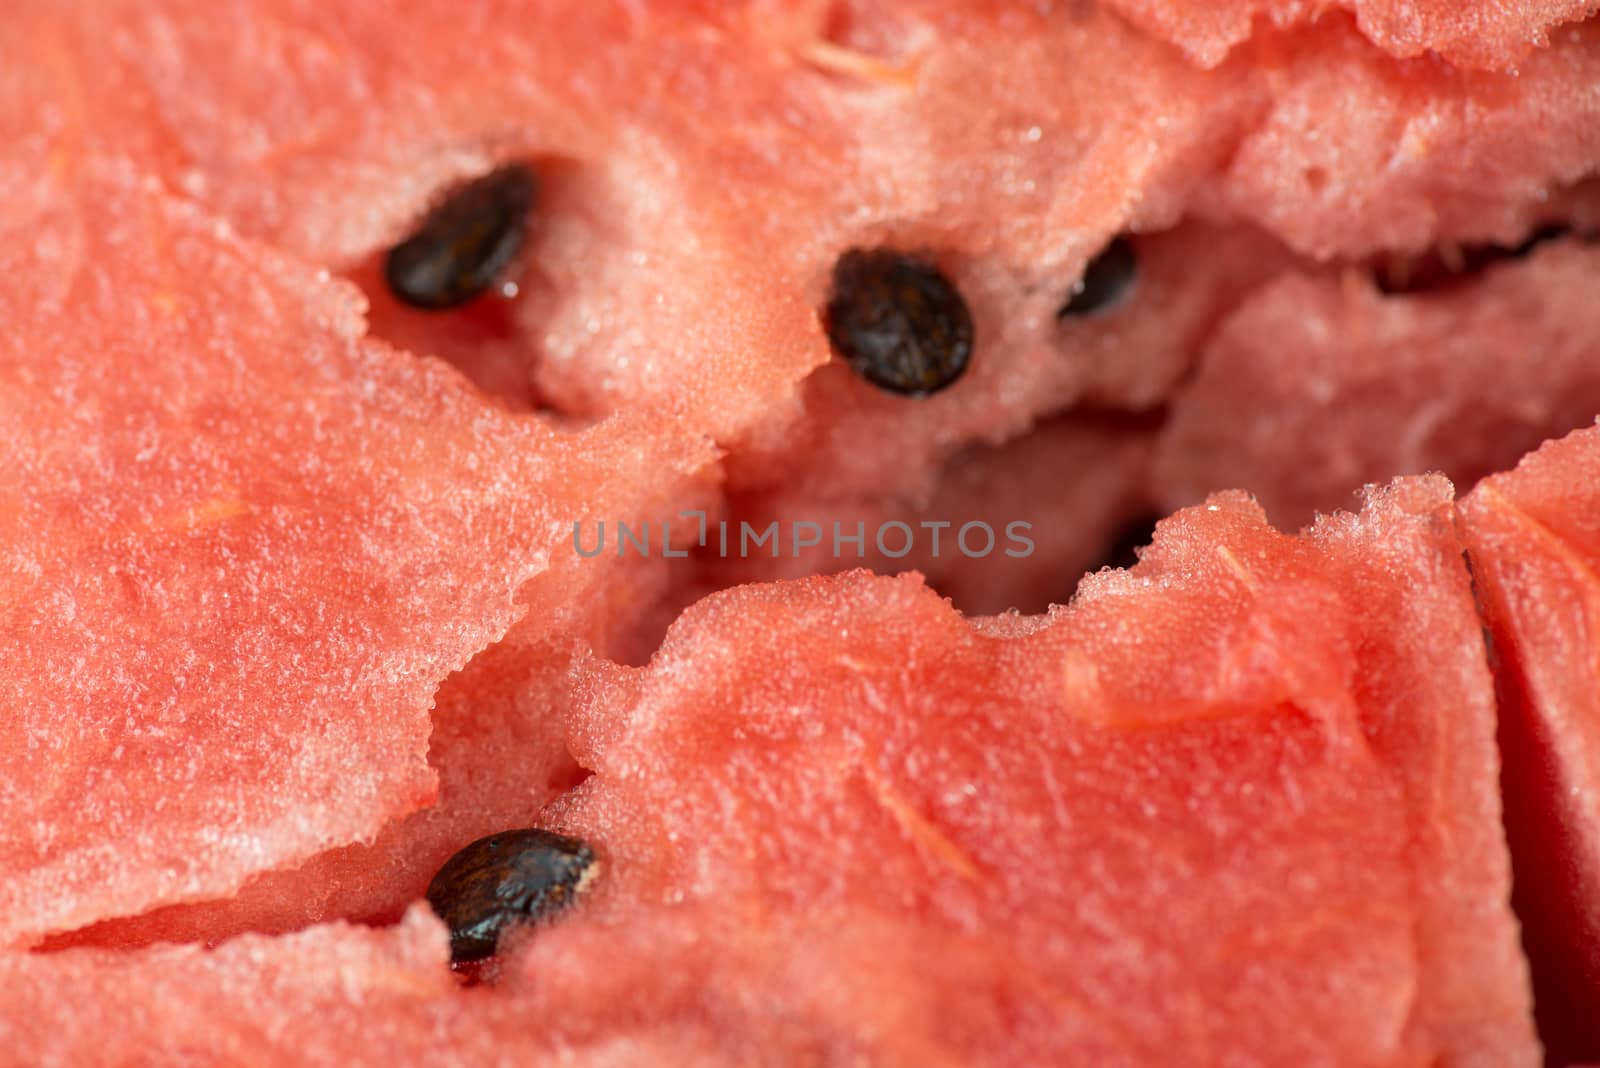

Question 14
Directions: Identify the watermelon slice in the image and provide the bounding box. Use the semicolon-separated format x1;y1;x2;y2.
0;164;712;946
1155;239;1600;527
0;911;587;1065
543;478;1535;1065
7;0;1240;457
1458;422;1600;1062
4;904;1101;1065
37;629;580;951
723;221;1291;506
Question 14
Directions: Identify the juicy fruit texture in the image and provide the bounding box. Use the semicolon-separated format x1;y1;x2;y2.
1196;17;1600;261
7;0;1600;1061
550;480;1536;1065
728;222;1296;506
1155;240;1600;527
1106;0;1600;70
39;629;586;951
1458;423;1600;1062
0;912;619;1066
0;167;710;946
12;0;1600;522
19;485;1534;1065
3;904;1128;1066
36;535;697;951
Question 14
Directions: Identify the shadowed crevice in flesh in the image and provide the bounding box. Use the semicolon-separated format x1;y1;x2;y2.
1457;499;1600;1066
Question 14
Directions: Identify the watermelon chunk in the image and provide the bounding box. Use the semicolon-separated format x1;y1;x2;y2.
37;631;580;950
1154;240;1600;527
7;1;1600;1059
9;0;1242;454
548;478;1535;1064
0;165;711;945
724;222;1290;505
0;480;1538;1064
1458;422;1600;1062
0;911;612;1065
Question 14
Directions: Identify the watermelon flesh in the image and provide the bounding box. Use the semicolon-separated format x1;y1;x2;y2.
543;479;1535;1065
0;165;713;946
5;904;1117;1066
14;0;1600;524
33;481;712;952
1195;16;1600;261
2;481;1539;1065
38;626;583;951
1155;239;1600;529
10;0;1600;1061
1458;423;1600;1063
707;415;1155;616
1105;0;1599;70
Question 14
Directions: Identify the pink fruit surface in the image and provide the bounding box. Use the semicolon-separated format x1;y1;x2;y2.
0;480;1540;1066
7;0;1600;1062
1197;17;1600;261
546;479;1534;1065
708;415;1155;615
14;0;1598;518
0;911;638;1066
1106;0;1599;70
41;545;696;952
1154;239;1600;528
1459;423;1600;1063
0;166;710;946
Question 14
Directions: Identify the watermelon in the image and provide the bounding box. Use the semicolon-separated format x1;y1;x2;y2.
39;624;583;951
1155;239;1600;528
7;0;1600;1062
542;479;1536;1065
0;164;713;945
707;415;1155;615
1105;0;1600;70
1458;422;1600;1063
1194;16;1600;260
13;0;1599;516
2;482;1540;1065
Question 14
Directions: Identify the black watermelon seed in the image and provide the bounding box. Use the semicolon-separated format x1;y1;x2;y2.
425;828;596;963
824;248;974;396
1059;237;1137;318
384;163;537;310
